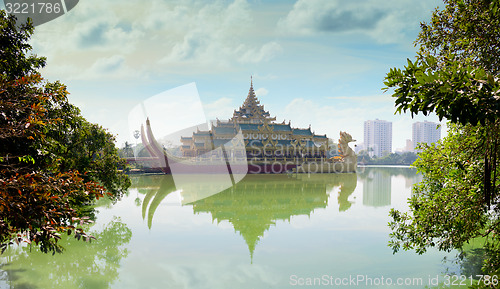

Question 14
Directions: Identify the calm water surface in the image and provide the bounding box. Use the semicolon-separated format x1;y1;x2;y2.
0;167;460;288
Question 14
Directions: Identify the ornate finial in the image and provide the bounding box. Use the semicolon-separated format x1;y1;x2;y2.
246;76;256;101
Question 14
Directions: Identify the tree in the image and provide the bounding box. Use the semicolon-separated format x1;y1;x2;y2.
383;0;500;280
0;11;130;254
119;141;134;158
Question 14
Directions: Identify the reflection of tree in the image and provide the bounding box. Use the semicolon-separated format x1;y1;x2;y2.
458;248;485;276
442;238;488;278
435;246;487;289
0;218;132;289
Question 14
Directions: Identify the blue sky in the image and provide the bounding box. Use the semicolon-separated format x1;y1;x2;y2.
11;0;446;150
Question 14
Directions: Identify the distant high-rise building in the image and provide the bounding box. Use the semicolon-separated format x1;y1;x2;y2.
405;139;413;152
412;121;441;151
364;119;392;157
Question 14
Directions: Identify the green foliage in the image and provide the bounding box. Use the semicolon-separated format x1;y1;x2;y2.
0;12;45;81
40;89;131;197
389;125;488;252
118;141;135;158
359;151;418;166
384;0;500;127
384;0;500;282
384;56;500;126
417;0;500;75
389;124;500;287
0;10;130;254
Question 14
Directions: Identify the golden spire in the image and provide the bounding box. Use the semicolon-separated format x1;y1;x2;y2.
247;76;256;102
230;77;274;123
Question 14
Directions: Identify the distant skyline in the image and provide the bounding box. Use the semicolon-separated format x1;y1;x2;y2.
3;0;447;150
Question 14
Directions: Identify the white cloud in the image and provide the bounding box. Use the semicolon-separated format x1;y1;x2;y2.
283;98;367;142
90;55;124;73
252;73;279;81
255;87;269;97
278;0;379;35
203;97;235;121
31;0;284;81
326;95;391;103
239;42;283;63
278;0;441;43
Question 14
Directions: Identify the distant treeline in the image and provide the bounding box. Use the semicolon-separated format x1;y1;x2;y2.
358;151;418;166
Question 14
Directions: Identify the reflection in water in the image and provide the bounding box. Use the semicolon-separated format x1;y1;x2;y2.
138;175;176;229
358;166;422;181
358;166;420;179
361;169;392;207
135;174;251;229
0;218;132;289
440;237;487;279
134;173;357;261
457;248;485;277
357;166;420;207
0;168;462;289
191;174;356;261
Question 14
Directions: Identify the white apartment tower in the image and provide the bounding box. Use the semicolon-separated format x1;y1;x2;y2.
364;119;392;157
412;121;441;151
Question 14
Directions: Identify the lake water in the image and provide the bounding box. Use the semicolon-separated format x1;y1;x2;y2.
0;167;462;288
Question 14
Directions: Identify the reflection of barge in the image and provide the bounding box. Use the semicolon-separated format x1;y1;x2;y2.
136;78;357;174
133;172;357;261
134;172;357;226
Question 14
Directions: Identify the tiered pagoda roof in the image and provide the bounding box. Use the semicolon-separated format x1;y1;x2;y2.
231;77;276;124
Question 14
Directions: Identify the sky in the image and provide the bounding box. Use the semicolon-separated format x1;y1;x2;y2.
4;0;447;151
